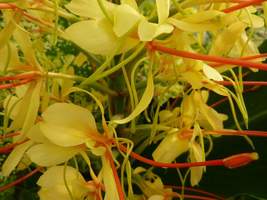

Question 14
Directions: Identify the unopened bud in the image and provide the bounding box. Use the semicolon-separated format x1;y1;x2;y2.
223;152;259;169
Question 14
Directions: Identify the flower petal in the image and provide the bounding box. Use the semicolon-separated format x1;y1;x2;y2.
27;143;81;166
113;4;141;37
2;140;33;176
190;142;204;186
42;103;97;134
63;19;119;56
65;0;115;19
203;64;223;81
156;0;170;23
138;19;173;41
39;123;90;147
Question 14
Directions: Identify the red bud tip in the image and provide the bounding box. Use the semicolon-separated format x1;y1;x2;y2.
223;152;259;169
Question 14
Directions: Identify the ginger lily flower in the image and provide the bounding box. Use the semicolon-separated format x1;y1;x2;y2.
63;0;174;55
37;166;95;200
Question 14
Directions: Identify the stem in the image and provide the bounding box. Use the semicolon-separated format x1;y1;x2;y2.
0;167;41;192
0;140;28;153
149;42;267;71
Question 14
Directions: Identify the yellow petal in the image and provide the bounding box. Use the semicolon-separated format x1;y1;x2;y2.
63;19;119;56
37;165;84;187
27;143;81;166
152;132;189;163
26;124;51;143
138;19;173;41
2;140;33;176
113;67;154;124
121;0;138;10
190;142;204;186
113;4;141;37
42;103;97;134
65;0;114;19
156;0;170;23
203;64;223;81
39;123;90;147
148;195;164;200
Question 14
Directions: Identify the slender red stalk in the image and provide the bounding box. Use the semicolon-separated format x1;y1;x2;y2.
0;78;34;90
0;72;39;82
0;167;41;192
168;192;219;200
118;144;257;169
105;150;125;200
149;42;267;71
0;3;52;27
208;129;267;137
210;53;267;67
0;132;20;139
0;140;28;154
223;0;263;13
217;81;267;86
164;185;225;200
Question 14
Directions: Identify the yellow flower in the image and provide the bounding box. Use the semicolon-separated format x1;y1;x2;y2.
37;166;94;200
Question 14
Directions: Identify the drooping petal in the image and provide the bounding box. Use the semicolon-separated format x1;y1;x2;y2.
121;0;138;10
27;143;81;166
190;142;205;186
2;140;33;176
113;4;141;37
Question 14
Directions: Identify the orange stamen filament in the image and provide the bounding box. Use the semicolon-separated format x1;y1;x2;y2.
223;0;264;13
0;167;41;192
164;185;225;200
149;42;267;71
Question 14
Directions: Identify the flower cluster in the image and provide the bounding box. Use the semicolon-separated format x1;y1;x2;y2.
0;0;267;199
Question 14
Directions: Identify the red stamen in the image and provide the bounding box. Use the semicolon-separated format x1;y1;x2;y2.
164;185;225;200
149;42;267;71
0;167;41;192
0;78;34;90
210;53;267;67
0;132;20;140
223;0;263;13
168;192;219;200
217;81;267;86
0;140;28;154
105;150;125;200
223;152;258;169
0;72;39;82
119;144;256;169
208;129;267;137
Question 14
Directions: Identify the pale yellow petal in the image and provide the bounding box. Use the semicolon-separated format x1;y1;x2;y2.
203;64;223;81
27;143;81;166
65;0;115;19
138;19;173;41
39;123;90;147
63;19;119;56
113;4;141;37
152;132;189;163
42;103;97;134
190;142;204;186
2;140;33;176
156;0;170;23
